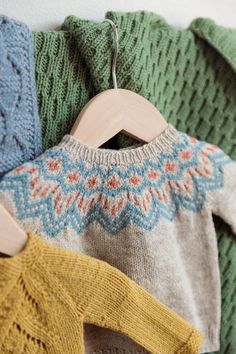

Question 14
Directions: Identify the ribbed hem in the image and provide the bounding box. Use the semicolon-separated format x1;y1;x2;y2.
200;326;219;353
58;124;179;165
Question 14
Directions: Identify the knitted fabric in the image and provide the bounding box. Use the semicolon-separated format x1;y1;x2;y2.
1;125;236;352
0;16;42;176
0;232;203;354
33;13;236;353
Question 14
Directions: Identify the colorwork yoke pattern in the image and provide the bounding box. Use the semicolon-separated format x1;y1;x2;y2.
1;125;236;353
0;233;202;354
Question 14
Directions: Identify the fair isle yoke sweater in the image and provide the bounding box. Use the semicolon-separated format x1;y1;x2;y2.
33;12;236;352
0;232;203;353
0;125;236;353
0;16;42;176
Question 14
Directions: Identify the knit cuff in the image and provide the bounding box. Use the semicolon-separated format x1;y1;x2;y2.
115;287;203;354
176;330;203;354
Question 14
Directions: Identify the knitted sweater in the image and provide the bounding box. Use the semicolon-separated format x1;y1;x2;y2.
0;16;41;176
1;125;235;353
0;232;203;353
33;13;236;352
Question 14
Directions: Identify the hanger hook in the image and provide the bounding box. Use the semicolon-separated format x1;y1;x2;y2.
103;19;119;89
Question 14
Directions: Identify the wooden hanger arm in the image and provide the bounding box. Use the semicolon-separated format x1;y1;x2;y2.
71;96;124;147
71;19;168;148
70;89;168;148
0;204;27;256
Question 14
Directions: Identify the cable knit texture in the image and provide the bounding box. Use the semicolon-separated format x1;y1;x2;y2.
0;233;202;354
1;125;236;353
33;13;236;353
0;16;42;176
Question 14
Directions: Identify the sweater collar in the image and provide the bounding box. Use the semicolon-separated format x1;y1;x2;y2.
58;124;180;166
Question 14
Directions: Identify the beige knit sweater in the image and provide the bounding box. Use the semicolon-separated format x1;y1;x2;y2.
0;124;235;353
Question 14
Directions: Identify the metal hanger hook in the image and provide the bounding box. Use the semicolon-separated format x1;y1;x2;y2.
103;19;119;89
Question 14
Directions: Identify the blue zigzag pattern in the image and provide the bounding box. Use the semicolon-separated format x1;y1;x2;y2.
0;132;231;236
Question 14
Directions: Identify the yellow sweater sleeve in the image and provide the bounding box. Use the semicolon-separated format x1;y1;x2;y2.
60;253;203;354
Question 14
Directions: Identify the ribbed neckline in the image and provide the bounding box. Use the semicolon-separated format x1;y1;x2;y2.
58;124;180;166
0;233;42;281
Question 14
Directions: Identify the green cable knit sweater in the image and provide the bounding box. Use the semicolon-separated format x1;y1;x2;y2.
33;11;236;353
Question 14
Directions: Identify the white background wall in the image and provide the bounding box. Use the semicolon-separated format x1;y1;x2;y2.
0;0;236;30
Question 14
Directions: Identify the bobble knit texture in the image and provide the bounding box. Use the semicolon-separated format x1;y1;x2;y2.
1;125;236;353
0;233;202;354
33;12;236;353
0;16;42;176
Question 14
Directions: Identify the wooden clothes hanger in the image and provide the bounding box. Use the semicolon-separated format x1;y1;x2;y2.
70;19;168;148
0;204;27;256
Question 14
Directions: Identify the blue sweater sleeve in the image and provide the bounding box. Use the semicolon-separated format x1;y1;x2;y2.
0;15;42;177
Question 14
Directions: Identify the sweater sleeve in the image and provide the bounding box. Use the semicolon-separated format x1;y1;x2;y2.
65;253;203;354
207;156;236;234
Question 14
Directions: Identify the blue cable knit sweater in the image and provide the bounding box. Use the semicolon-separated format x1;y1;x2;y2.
0;16;42;176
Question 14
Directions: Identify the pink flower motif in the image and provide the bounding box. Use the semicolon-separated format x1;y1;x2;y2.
181;150;192;161
108;175;120;189
129;175;140;186
87;175;99;189
47;159;61;172
67;171;79;184
148;169;159;180
165;161;177;173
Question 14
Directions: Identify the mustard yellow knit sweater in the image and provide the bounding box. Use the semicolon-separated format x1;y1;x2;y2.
0;233;202;353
